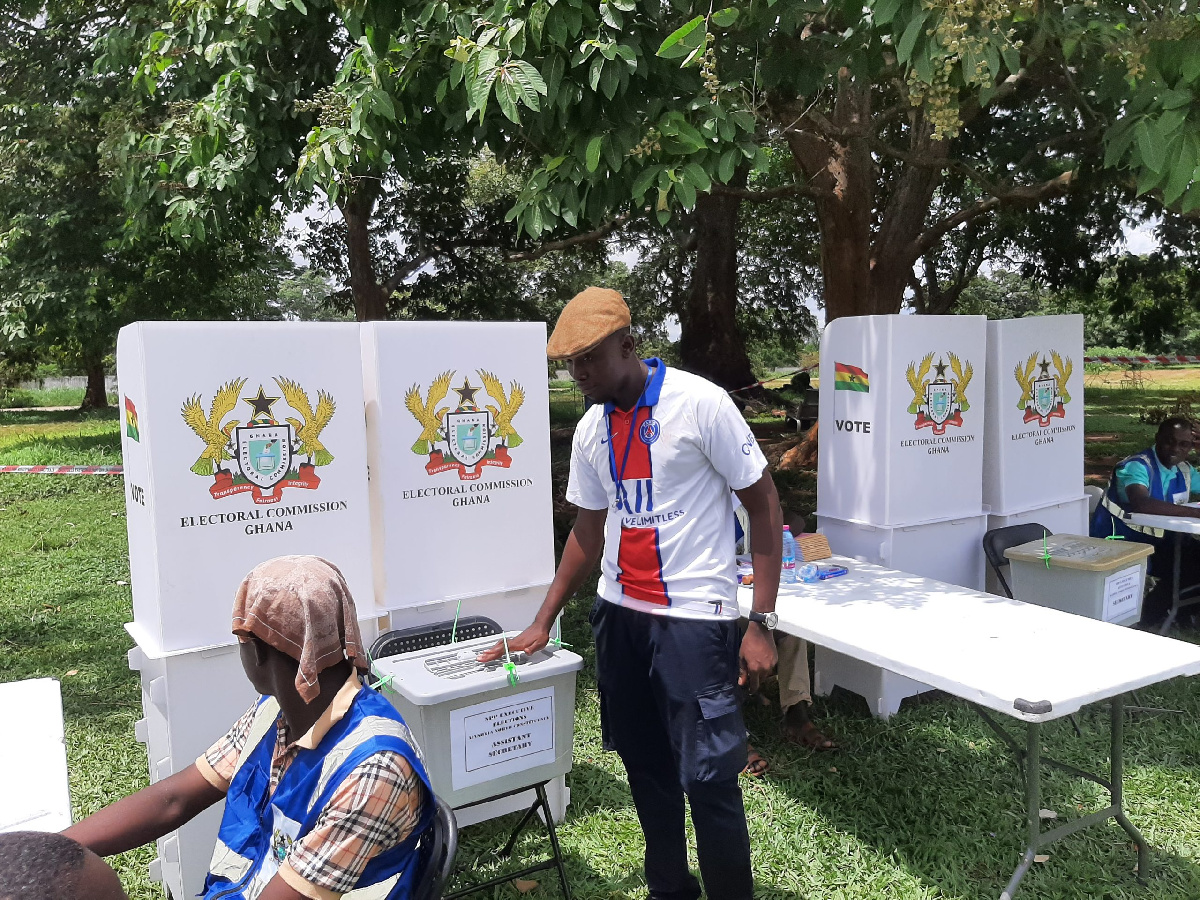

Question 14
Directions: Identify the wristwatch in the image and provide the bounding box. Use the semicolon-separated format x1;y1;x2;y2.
747;610;778;630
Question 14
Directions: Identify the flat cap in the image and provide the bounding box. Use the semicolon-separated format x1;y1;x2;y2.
546;286;631;359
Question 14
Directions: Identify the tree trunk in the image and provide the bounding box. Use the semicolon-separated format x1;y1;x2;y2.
677;184;757;393
338;184;389;322
81;358;108;410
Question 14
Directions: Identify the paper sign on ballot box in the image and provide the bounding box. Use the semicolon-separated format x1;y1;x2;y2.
117;322;374;653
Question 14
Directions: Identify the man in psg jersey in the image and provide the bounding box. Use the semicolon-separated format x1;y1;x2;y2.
481;287;783;900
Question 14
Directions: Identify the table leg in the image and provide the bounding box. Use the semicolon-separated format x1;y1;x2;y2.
1110;695;1149;884
1159;532;1183;635
1000;723;1041;900
993;695;1149;899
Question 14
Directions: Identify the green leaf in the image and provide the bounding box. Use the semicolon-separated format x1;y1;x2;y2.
711;8;739;27
1137;119;1167;173
1104;119;1138;169
872;0;903;26
676;180;696;208
1161;89;1194;110
718;148;738;183
683;162;711;191
600;61;620;99
657;16;705;59
1163;133;1199;205
586;135;603;172
632;164;661;198
896;8;929;65
589;55;604;91
291;0;307;13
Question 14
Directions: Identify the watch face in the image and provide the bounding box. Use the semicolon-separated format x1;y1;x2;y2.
764;612;779;629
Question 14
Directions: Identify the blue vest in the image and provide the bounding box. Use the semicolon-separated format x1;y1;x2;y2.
1091;448;1191;571
202;684;433;900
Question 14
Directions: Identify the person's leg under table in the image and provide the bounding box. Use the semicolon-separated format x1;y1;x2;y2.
591;600;700;900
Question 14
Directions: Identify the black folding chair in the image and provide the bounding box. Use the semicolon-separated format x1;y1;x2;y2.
412;794;459;900
982;523;1052;601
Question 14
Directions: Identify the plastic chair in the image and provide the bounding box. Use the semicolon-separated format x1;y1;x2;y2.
982;523;1052;601
371;617;503;660
412;794;459;900
1084;485;1105;518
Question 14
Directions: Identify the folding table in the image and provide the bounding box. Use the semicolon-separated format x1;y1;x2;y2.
736;557;1200;900
1124;512;1200;632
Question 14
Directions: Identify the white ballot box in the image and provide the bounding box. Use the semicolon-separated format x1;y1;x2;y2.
117;322;374;653
983;315;1085;514
361;323;556;614
985;496;1089;595
817;314;987;527
0;679;71;834
374;636;582;809
1006;535;1154;626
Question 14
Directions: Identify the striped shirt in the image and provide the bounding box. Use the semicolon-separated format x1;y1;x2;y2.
196;674;425;900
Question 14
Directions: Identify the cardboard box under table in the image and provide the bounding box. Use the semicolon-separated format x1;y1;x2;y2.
1005;535;1153;626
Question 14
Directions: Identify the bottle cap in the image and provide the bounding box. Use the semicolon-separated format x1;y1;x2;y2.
783;525;791;531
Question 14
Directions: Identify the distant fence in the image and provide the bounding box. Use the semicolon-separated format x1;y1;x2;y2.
1084;355;1200;366
17;376;118;392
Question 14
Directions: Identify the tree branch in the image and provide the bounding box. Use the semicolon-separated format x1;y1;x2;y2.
504;213;631;262
710;183;830;201
381;251;437;296
908;170;1075;260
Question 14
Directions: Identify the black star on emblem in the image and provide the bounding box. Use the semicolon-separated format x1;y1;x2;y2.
933;358;949;379
1038;357;1052;377
244;386;279;418
454;379;480;405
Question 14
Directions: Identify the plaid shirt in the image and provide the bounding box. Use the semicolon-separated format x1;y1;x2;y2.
197;675;425;900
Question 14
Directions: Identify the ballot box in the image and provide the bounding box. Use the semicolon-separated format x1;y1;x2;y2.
117;322;374;654
374;635;583;809
985;496;1089;595
1006;535;1154;626
982;315;1085;514
817;314;987;526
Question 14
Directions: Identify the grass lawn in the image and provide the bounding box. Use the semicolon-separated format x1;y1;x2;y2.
2;382;1200;900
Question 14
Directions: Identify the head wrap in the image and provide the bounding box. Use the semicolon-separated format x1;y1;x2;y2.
231;555;366;703
545;286;631;360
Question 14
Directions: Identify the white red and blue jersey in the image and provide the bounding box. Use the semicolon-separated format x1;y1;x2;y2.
567;359;768;619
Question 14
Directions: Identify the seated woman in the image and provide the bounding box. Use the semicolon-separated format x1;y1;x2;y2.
66;555;433;900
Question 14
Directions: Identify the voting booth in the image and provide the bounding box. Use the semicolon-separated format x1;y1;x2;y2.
118;321;573;897
815;315;987;717
817;314;987;527
360;322;556;626
982;315;1085;515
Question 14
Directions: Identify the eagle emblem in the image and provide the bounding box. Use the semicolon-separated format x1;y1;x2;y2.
406;369;524;481
1015;351;1071;426
905;352;972;435
181;378;337;504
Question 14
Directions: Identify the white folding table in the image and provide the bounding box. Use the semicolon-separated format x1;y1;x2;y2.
1125;512;1200;632
737;558;1200;900
0;678;72;834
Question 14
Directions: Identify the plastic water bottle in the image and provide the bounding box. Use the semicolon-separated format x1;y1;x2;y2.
781;526;797;583
798;563;821;584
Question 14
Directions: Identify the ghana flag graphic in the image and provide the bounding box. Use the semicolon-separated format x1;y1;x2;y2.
124;396;140;441
834;363;869;392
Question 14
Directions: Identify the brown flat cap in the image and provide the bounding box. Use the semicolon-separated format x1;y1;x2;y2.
546;287;631;359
